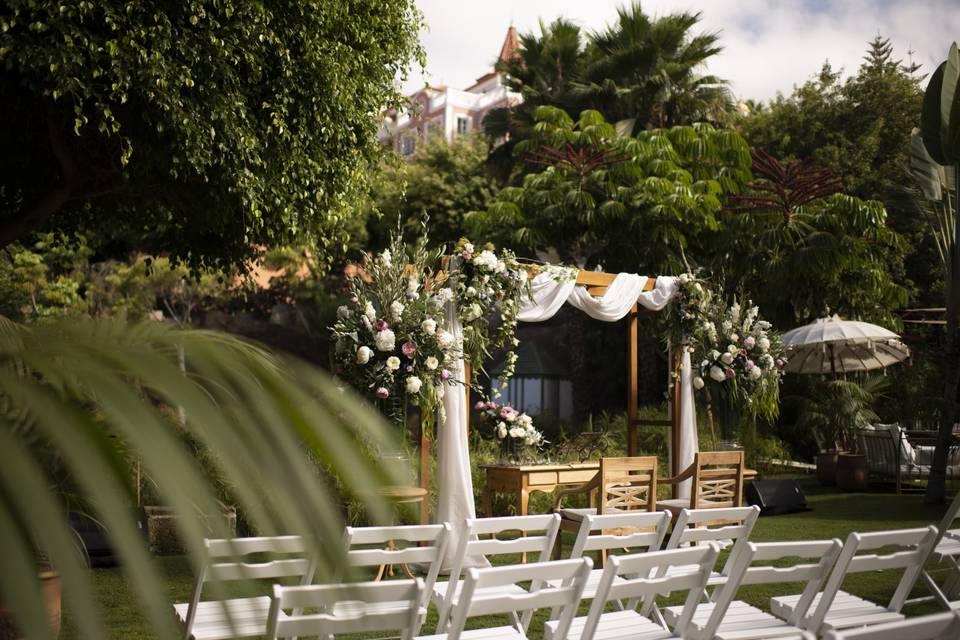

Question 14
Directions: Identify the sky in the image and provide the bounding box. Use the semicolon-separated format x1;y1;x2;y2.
404;0;960;102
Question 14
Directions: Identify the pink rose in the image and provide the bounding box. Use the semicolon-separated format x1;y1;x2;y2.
375;387;389;399
441;369;451;380
725;369;736;379
401;341;417;357
375;320;389;331
474;401;486;411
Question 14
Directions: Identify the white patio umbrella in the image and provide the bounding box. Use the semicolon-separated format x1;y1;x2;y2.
781;315;911;374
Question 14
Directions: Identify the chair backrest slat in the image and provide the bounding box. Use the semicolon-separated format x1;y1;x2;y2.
569;511;670;558
582;545;719;640
266;579;423;640
445;559;591;640
808;526;938;632
690;451;745;509
703;539;843;635
664;506;760;578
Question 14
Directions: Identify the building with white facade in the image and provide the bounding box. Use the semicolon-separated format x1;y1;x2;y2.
379;26;521;156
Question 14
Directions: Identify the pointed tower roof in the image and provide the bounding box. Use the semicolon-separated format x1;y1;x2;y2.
498;25;520;64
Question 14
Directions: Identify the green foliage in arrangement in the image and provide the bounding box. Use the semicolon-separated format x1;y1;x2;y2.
472;106;751;272
0;318;399;640
0;0;424;271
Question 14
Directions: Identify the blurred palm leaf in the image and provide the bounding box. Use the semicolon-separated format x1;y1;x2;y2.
0;318;399;639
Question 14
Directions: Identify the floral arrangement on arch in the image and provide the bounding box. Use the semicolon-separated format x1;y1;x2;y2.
670;273;786;429
330;234;460;424
450;238;529;389
473;400;545;463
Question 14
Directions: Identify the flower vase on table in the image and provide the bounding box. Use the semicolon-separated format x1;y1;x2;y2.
473;401;545;466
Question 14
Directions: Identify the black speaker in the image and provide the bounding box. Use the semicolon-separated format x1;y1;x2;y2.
746;479;809;516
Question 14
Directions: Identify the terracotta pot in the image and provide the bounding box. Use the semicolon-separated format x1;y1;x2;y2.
0;571;61;639
836;453;869;492
816;451;841;486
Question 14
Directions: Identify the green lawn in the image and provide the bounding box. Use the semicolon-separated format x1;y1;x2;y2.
60;477;954;639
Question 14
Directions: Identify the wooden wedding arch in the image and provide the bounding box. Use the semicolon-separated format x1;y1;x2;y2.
414;269;683;523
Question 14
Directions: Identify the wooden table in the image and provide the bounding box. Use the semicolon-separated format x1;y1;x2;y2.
481;462;600;517
481;462;758;517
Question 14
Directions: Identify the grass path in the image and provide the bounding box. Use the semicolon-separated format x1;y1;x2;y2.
60;477;953;639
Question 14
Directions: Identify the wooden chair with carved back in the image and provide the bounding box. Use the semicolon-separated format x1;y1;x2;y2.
658;451;745;521
552;456;658;562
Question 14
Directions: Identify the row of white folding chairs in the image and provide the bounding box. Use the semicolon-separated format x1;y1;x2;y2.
175;506;937;640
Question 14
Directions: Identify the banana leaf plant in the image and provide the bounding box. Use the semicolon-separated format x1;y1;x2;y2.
0;318;400;639
911;42;960;504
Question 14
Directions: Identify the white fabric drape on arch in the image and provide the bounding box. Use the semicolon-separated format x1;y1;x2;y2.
436;270;697;567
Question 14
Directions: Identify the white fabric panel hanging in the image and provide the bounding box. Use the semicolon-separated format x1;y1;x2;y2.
515;270;578;322
567;273;649;320
677;349;699;499
436;298;488;570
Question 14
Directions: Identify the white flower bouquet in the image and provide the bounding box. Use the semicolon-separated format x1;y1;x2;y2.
473;400;545;464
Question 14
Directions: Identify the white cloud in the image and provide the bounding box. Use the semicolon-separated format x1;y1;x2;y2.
407;0;960;101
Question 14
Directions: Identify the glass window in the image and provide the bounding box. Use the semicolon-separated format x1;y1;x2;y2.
456;116;470;135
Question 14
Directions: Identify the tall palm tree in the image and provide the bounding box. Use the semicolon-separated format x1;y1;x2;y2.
577;3;733;131
484;18;586;174
0;318;399;639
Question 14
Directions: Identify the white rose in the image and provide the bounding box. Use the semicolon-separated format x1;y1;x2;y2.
720;352;734;365
679;273;691;284
758;337;771;352
497;423;507;438
464;242;475;254
356;346;373;364
386;356;400;371
709;366;726;383
749;366;762;380
437;331;454;348
364;301;376;321
509;427;524;438
466;286;477;297
761;354;775;368
337;305;352;320
425;356;439;370
421;318;437;335
375;329;396;351
518;414;533;428
727;344;739;354
729;333;739;343
693;376;705;390
389;300;404;322
405;376;422;394
710;350;721;361
743;336;756;349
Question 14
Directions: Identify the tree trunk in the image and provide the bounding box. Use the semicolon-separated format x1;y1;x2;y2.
926;166;960;504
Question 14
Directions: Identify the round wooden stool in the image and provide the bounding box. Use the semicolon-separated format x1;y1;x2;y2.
373;485;428;579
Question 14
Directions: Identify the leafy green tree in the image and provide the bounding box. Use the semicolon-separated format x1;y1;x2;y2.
0;1;424;271
369;134;500;248
740;37;931;301
472;106;751;273
719;151;909;328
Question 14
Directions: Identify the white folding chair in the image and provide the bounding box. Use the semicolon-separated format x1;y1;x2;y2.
544;544;720;640
659;506;760;593
546;511;670;606
771;526;939;634
265;578;424;640
344;523;451;635
823;610;960;640
174;535;315;640
432;513;561;632
663;539;843;640
418;558;592;640
911;490;960;609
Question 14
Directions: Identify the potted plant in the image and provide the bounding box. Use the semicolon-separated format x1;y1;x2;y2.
794;377;887;488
